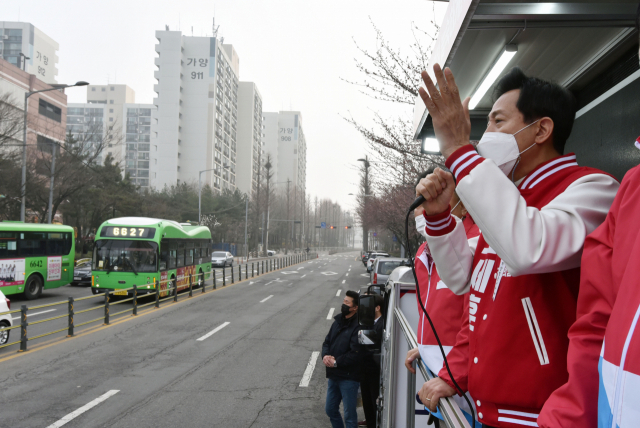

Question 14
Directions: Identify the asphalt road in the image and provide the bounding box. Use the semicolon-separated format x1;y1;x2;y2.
0;251;370;427
1;257;288;353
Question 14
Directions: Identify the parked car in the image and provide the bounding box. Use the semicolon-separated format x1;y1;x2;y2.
211;251;234;267
361;251;374;266
0;290;12;346
267;250;276;257
370;257;406;286
366;252;390;272
71;260;92;287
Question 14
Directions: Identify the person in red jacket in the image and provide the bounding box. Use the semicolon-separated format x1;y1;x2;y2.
538;139;640;428
414;65;618;427
408;169;481;426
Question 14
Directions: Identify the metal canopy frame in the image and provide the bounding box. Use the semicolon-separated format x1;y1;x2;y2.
413;1;640;140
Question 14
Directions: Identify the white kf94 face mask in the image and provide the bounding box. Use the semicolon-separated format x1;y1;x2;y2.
476;119;540;179
415;214;428;239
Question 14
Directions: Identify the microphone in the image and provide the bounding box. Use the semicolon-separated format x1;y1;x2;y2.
409;195;426;212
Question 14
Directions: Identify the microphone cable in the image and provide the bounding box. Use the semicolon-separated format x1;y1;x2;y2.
404;200;476;426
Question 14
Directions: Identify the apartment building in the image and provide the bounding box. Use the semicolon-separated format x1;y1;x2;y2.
0;21;58;84
151;29;240;192
236;81;264;196
67;85;154;188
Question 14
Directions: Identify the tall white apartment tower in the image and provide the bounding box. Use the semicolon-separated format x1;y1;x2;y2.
262;112;280;181
0;22;59;84
151;29;240;191
236;82;263;196
272;111;306;195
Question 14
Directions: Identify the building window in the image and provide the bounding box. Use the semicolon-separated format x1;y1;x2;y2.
36;135;58;155
110;100;114;104
38;99;62;123
109;117;113;122
109;109;113;113
91;87;96;92
102;88;106;92
110;87;115;91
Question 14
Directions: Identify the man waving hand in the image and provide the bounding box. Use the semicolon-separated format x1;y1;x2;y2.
415;65;618;428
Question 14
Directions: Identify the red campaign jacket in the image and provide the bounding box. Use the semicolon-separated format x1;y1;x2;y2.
539;164;640;428
416;216;479;353
431;148;618;428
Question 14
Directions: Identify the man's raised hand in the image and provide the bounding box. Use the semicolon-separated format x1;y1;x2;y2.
418;64;471;159
416;168;456;216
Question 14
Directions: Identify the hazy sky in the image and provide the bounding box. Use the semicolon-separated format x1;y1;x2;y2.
8;0;445;211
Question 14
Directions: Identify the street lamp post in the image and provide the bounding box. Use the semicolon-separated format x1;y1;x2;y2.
198;165;229;224
20;81;89;223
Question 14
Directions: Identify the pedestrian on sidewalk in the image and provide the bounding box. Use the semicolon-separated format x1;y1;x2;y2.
359;294;384;428
322;290;363;428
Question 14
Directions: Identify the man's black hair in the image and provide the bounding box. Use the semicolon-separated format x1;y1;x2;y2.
415;166;437;188
494;67;577;154
345;290;359;306
373;294;384;309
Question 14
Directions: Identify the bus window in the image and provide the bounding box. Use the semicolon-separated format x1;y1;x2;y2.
47;232;72;256
93;240;158;273
186;242;194;265
169;243;177;270
19;232;47;257
160;249;169;271
177;243;185;268
0;232;18;258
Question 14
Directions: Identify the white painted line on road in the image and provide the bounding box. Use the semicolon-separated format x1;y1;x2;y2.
260;295;274;303
301;274;306;278
299;351;320;387
336;290;341;297
45;390;120;428
197;322;231;341
342;280;346;284
12;308;56;321
310;271;314;273
348;269;351;271
345;273;349;276
327;308;335;319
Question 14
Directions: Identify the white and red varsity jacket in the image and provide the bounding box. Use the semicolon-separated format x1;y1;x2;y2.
424;145;619;428
539;162;640;428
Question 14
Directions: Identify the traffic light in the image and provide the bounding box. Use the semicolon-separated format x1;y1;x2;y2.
330;226;334;229
344;226;348;229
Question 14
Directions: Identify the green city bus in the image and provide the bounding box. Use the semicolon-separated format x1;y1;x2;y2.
91;217;212;297
0;221;75;300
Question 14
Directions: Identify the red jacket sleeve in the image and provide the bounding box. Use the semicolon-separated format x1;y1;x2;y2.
538;167;635;427
437;295;471;394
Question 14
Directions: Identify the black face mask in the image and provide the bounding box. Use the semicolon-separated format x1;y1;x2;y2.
341;304;352;317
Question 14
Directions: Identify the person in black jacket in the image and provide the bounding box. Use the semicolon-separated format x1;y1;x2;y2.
358;294;384;428
322;290;362;428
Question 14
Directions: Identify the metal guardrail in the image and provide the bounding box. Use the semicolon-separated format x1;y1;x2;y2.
0;253;316;354
394;307;471;428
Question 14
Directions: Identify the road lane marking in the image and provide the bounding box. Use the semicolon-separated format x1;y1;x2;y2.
348;269;351;271
301;274;306;278
336;290;341;296
310;271;313;273
299;351;320;387
345;273;349;276
260;295;274;303
342;280;346;284
197;322;230;341
45;390;120;428
12;308;56;321
327;308;335;319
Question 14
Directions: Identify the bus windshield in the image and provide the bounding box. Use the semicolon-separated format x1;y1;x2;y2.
93;240;158;273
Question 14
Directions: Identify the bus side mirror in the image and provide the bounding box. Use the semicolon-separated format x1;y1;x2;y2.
359;329;378;346
358;295;376;327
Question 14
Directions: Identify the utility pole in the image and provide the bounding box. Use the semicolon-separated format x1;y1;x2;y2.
286;178;291;251
358;156;370;252
264;156;273;256
47;141;57;224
